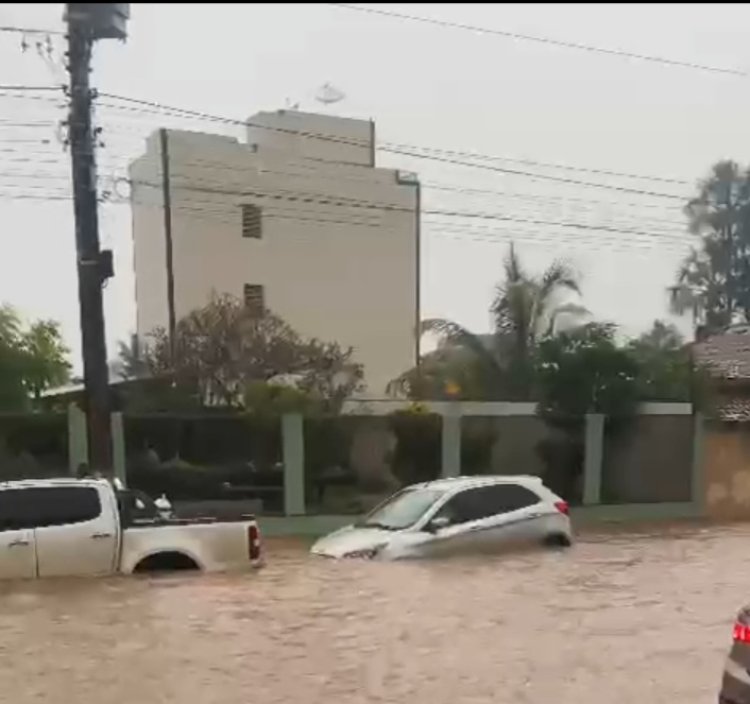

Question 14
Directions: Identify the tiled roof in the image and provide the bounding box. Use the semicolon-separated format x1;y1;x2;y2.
694;326;750;380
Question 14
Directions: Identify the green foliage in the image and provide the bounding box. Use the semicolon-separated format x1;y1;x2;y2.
626;320;692;401
536;322;641;422
670;161;750;332
390;244;587;400
0;304;70;410
119;294;363;412
243;380;319;416
386;410;442;485
386;343;488;400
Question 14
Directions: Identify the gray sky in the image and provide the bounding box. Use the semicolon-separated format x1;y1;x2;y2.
2;3;750;372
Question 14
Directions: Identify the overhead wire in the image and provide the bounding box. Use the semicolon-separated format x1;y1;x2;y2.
91;93;691;196
0;26;64;37
0;135;688;237
0;88;696;256
0;88;696;201
324;3;748;77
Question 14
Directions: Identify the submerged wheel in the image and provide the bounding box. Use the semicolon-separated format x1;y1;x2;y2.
543;533;572;548
133;552;200;574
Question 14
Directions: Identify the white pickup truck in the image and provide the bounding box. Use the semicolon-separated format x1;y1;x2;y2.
0;478;263;580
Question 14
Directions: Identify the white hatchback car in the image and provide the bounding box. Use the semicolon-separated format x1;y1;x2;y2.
311;475;573;560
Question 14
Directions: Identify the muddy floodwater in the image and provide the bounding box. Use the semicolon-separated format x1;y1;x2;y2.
0;523;746;703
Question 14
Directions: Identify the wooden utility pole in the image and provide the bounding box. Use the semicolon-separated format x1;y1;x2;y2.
64;3;129;474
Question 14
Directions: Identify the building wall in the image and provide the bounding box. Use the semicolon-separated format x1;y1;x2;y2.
130;112;418;396
703;422;750;519
130;151;169;339
601;415;694;504
247;110;374;166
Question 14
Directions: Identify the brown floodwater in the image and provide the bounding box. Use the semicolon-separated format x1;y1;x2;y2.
0;523;746;703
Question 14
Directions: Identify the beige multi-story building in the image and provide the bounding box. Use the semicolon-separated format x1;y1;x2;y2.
129;110;420;396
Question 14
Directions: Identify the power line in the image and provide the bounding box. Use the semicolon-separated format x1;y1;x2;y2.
382;146;685;200
129;176;687;241
0;181;691;256
1;158;685;243
92;93;690;196
0;159;684;235
0;26;65;37
1;89;697;198
0;129;688;233
0;85;62;92
124;183;685;241
382;141;690;186
325;3;748;78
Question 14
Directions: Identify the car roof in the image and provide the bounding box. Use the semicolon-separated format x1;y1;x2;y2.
413;475;546;493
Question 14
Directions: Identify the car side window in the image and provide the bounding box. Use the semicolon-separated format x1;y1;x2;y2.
0;487;102;531
436;484;540;526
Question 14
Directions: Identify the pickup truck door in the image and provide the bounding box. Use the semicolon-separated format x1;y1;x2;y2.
31;485;118;578
0;530;36;579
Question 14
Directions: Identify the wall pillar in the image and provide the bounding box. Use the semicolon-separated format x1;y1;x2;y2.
441;404;461;478
67;403;88;475
691;412;706;514
583;413;604;505
111;411;126;486
282;413;305;516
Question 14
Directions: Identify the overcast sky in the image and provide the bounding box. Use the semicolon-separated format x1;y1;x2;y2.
2;3;750;372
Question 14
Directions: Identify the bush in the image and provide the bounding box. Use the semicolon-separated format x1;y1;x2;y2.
0;413;68;479
127;459;283;501
387;411;441;485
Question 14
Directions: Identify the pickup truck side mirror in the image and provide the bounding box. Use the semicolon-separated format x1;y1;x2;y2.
426;515;451;533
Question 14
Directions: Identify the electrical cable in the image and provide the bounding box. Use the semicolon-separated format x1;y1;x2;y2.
324;3;748;77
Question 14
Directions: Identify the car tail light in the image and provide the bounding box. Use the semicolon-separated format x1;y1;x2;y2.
554;501;569;516
733;621;750;643
248;524;261;562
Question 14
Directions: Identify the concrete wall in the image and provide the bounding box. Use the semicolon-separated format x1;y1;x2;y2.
130;113;418;397
460;416;553;477
602;415;694;504
105;403;703;530
704;422;750;519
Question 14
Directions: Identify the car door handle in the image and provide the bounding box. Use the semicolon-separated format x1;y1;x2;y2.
91;532;112;540
8;539;29;548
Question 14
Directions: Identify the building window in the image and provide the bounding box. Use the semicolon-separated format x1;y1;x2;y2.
241;204;262;239
243;284;264;314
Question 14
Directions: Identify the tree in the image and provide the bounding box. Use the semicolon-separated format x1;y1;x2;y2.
115;334;149;380
626;320;692;401
386;344;488;400
536;322;640;422
670;161;750;333
122;294;363;411
390;244;587;400
21;319;71;399
0;304;71;410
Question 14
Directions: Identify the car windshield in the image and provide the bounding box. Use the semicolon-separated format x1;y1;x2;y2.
358;487;445;530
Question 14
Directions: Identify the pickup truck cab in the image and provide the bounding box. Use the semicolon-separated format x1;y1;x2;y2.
0;478;263;580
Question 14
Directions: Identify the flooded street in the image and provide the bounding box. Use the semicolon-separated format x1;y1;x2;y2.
0;524;745;703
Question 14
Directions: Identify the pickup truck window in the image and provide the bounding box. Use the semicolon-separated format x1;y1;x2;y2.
0;487;102;531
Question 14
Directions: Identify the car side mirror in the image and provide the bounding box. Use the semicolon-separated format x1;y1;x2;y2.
427;515;451;533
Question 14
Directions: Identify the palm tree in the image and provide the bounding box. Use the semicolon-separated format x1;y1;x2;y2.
390;244;587;400
115;334;150;380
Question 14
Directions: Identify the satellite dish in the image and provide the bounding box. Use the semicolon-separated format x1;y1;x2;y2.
315;82;346;105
